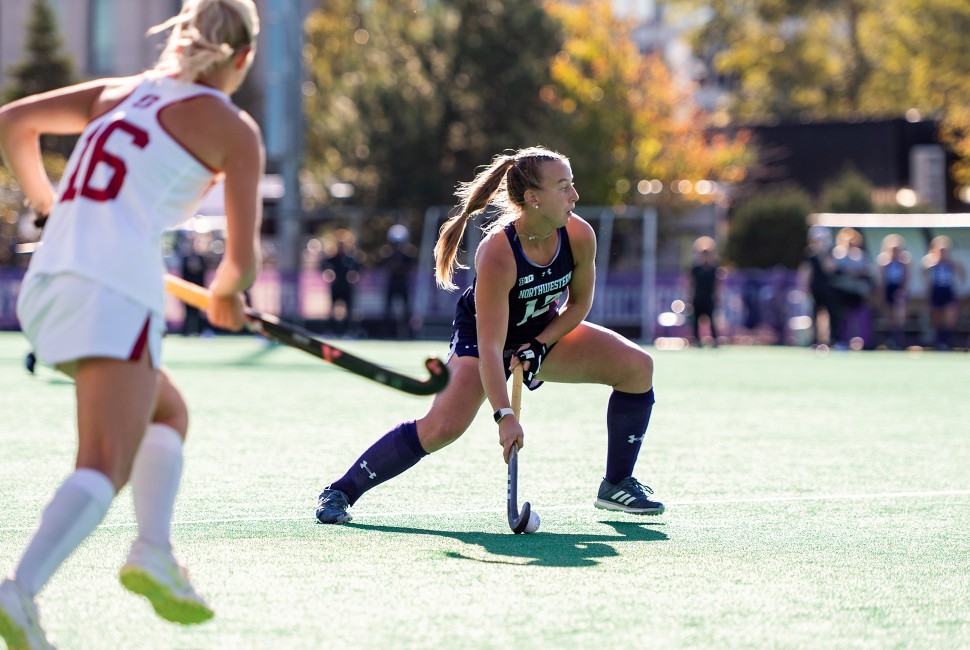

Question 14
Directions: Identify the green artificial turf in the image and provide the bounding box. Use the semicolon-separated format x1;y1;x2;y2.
1;333;967;649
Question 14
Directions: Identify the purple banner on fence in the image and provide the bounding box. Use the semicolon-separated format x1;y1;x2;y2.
1;266;816;344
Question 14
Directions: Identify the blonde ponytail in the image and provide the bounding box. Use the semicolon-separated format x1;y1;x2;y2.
434;155;515;290
148;0;259;82
434;147;566;290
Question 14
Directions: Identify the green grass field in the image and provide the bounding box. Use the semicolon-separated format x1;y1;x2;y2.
1;332;968;649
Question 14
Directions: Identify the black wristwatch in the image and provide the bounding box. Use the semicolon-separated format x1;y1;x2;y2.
493;407;515;424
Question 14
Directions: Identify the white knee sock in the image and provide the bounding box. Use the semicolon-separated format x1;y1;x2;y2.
130;424;184;550
15;468;116;596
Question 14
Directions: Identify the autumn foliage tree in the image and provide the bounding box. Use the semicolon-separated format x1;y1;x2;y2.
303;0;750;210
540;0;751;206
302;0;561;208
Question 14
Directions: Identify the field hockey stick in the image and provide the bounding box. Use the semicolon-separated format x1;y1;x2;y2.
507;364;533;534
164;274;449;396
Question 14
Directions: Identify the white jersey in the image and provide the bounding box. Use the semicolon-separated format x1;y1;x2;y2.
24;75;229;314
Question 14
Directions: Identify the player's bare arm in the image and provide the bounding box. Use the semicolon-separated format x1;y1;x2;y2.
161;98;263;330
474;232;525;460
0;78;134;216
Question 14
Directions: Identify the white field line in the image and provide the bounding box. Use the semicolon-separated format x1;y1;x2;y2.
1;488;969;533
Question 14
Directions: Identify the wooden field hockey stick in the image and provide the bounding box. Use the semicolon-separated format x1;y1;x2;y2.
507;364;533;534
164;274;449;396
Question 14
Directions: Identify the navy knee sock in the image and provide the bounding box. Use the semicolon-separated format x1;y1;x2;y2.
330;420;428;505
605;388;655;484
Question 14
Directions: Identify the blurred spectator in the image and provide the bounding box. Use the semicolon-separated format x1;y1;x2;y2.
797;225;840;347
320;229;361;337
876;234;910;349
180;235;210;336
381;224;416;339
921;235;967;350
831;227;873;348
689;236;720;347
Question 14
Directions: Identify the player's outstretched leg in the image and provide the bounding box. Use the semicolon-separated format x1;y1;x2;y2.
316;420;428;525
119;540;213;625
595;476;665;515
0;578;55;650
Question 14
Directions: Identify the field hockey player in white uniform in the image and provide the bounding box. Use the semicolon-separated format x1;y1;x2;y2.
0;1;263;647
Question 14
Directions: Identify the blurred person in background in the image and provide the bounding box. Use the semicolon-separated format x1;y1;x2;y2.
876;234;910;349
689;236;720;347
315;146;663;525
831;227;874;349
922;235;966;350
381;223;417;339
797;225;840;347
0;1;263;647
320;229;361;337
179;234;212;336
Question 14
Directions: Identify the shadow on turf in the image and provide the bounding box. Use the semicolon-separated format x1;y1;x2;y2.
348;520;667;567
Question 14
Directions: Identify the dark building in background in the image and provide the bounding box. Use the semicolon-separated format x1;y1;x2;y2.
748;118;958;211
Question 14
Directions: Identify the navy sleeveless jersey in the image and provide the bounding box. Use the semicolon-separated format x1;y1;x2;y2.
928;259;957;306
453;222;575;348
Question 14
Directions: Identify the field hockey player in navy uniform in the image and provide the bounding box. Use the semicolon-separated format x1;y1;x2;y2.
0;1;263;647
877;234;910;349
922;235;966;350
316;146;663;525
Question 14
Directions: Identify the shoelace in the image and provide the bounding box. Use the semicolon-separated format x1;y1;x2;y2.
622;478;654;498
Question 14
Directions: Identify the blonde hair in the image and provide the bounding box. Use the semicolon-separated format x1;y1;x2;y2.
434;146;567;290
148;0;259;82
930;235;952;252
836;227;863;249
881;234;905;253
693;236;716;254
878;234;909;265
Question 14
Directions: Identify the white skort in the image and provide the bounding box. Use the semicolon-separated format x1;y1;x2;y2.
17;273;164;371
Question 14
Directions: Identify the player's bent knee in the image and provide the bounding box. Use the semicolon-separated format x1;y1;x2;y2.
618;348;653;392
635;350;654;386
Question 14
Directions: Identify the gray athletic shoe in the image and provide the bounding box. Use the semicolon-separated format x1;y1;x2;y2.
0;578;55;649
316;488;352;524
595;477;665;515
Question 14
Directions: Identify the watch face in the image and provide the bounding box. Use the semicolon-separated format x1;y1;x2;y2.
494;408;513;423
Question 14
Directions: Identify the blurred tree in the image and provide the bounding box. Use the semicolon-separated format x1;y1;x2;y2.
2;0;75;103
725;187;813;269
819;165;873;213
0;0;74;259
2;0;76;159
304;0;751;211
541;0;752;206
683;0;970;192
303;0;561;208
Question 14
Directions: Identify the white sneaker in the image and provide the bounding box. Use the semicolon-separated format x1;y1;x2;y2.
0;579;55;650
119;540;214;625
